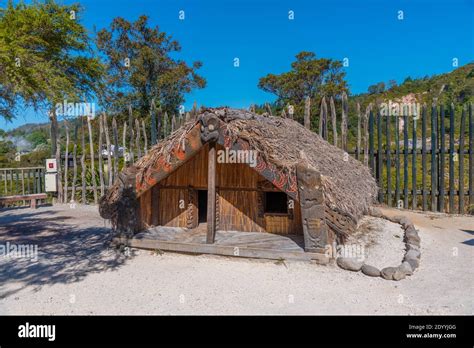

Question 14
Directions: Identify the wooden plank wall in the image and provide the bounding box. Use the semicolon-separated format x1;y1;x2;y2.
139;144;303;234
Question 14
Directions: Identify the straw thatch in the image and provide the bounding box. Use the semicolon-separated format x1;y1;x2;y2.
100;107;377;236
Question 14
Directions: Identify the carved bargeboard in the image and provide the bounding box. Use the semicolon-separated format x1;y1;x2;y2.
324;206;356;244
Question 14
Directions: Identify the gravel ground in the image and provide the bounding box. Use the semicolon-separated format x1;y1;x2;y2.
0;204;472;315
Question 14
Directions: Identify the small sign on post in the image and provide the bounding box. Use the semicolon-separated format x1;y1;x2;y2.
45;158;58;192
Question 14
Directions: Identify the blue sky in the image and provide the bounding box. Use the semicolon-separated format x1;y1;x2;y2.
2;0;473;130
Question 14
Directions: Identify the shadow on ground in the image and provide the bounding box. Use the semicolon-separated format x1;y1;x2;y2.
0;208;128;298
460;229;474;246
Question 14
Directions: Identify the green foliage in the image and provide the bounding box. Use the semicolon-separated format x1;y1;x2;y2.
258;51;348;116
26;128;49;148
96;15;206;117
0;138;15;164
0;0;105;120
357;63;474;105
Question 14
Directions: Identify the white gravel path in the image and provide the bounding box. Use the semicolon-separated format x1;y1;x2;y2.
0;204;472;315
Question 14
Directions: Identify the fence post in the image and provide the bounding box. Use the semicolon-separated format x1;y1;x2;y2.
395;114;401;207
87;115;98;204
356;102;361;160
64;121;70;203
103;112;113;186
81;117;87;204
369;110;375;177
319;96;327;139
412;114;417;209
431;104;438;212
305;96;311;130
386;110;392;207
439;105;446;212
459;107;466;213
71;123;78;202
341;92;348;151
469;103;473;213
403;111;409;209
331;96;338;147
377;110;383;203
449;103;455;213
422;105;427;210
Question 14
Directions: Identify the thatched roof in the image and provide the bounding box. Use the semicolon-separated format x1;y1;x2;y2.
102;108;377;227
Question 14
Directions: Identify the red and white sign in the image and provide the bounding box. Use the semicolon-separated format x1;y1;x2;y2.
46;159;57;173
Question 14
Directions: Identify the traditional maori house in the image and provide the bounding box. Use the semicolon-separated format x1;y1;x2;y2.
100;108;377;255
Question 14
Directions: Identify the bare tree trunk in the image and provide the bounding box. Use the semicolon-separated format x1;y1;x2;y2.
191;101;198;120
98;115;105;197
71;123;78;202
63;121;70;203
330;96;337;146
150;98;157;145
163;112;168;138
87;116;98;204
135;118;141;158
341;92;349;152
319;96;327;138
142;119;148;155
363;104;371;166
304;96;311;130
171;113;176;132
81;117;87;204
49;108;62;202
103;112;112;186
56;124;63;203
49;109;58;157
112;117;119;180
122;122;128;165
128;105;134;163
265;103;273;116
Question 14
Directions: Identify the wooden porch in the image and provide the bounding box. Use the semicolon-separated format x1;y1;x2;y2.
113;224;329;263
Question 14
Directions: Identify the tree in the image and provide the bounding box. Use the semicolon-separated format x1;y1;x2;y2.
388;79;397;89
258;52;348;110
0;0;104;125
96;15;206;117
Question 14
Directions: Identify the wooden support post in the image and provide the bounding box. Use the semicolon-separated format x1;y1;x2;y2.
206;142;217;244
